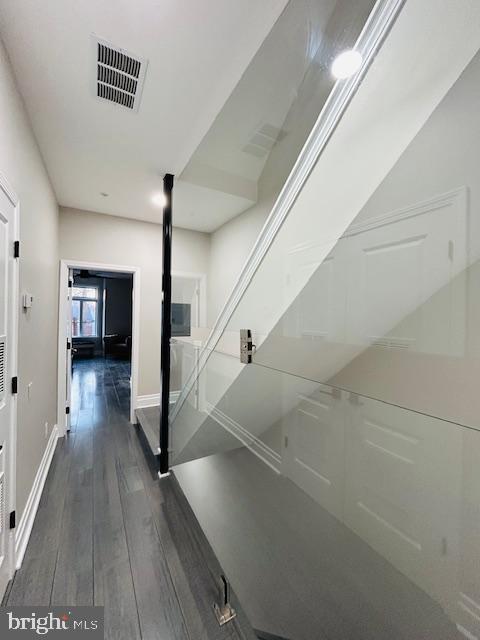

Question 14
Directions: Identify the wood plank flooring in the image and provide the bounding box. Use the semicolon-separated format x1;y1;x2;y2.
6;357;257;640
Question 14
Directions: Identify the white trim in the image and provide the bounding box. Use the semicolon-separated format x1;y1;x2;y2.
58;259;140;430
136;393;160;409
169;390;181;404
170;0;405;425
287;185;468;257
0;171;19;206
456;625;478;640
136;391;178;410
342;186;467;237
207;402;281;474
0;171;20;589
15;425;58;569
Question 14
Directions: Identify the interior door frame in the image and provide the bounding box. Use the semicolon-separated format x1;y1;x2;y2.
65;268;73;431
57;259;140;432
171;270;207;328
0;172;20;583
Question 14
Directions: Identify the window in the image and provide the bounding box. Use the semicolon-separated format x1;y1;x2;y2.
72;286;99;337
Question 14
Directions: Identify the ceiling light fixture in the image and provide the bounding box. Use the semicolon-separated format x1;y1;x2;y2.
331;50;363;79
151;192;167;208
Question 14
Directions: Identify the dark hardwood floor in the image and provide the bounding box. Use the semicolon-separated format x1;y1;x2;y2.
6;357;257;640
136;405;160;459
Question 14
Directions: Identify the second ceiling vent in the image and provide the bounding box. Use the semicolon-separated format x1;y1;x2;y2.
242;123;287;159
93;36;148;111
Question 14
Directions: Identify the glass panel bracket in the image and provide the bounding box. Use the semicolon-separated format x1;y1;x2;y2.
213;575;236;626
240;329;255;364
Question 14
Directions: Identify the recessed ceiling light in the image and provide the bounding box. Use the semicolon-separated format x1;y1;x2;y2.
151;192;167;208
331;50;363;79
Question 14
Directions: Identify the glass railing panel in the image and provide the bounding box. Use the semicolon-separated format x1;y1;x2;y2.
173;362;477;640
210;24;480;433
171;347;243;463
170;3;480;639
171;0;409;425
170;273;209;406
169;339;198;393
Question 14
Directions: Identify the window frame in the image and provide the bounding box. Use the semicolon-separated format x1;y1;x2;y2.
72;285;99;338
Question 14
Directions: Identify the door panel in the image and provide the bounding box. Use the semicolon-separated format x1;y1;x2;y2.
345;189;467;357
0;187;16;597
284;387;345;520
344;396;461;609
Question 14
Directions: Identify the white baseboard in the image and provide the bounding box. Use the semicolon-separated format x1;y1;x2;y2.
207;402;281;474
136;394;160;409
15;425;59;569
170;390;180;403
136;391;180;410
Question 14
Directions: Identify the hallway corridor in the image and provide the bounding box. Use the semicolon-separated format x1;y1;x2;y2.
4;358;255;640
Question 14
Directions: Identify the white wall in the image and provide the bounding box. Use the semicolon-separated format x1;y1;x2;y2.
0;38;59;520
208;197;273;325
59;207;209;398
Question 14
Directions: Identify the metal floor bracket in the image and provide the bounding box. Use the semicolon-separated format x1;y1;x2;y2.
213;575;236;626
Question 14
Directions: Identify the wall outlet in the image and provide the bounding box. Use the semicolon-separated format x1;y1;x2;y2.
44;422;49;438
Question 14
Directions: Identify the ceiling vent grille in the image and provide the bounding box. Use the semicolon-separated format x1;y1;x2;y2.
92;37;148;112
242;123;287;158
370;336;415;350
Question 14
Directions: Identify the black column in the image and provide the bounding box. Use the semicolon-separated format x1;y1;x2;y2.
159;173;174;475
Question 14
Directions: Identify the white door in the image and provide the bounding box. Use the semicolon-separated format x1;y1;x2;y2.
344;188;467;358
0;184;18;597
283;386;345;520
65;269;73;430
344;395;462;611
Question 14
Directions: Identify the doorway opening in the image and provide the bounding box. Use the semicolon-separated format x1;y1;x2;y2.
170;272;206;400
58;261;140;433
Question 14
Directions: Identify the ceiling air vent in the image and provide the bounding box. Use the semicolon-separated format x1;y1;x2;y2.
92;36;148;112
242;123;287;158
370;336;415;350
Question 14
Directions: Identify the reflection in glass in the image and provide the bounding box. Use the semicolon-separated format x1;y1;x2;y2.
170;3;480;640
230;45;480;433
173;360;478;640
169;275;207;400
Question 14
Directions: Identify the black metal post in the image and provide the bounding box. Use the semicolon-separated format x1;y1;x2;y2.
159;173;174;475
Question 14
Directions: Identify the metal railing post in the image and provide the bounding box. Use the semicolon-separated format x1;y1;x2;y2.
159;173;174;476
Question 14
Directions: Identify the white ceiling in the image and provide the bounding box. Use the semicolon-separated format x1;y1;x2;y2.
178;0;374;230
182;0;336;187
0;0;289;232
